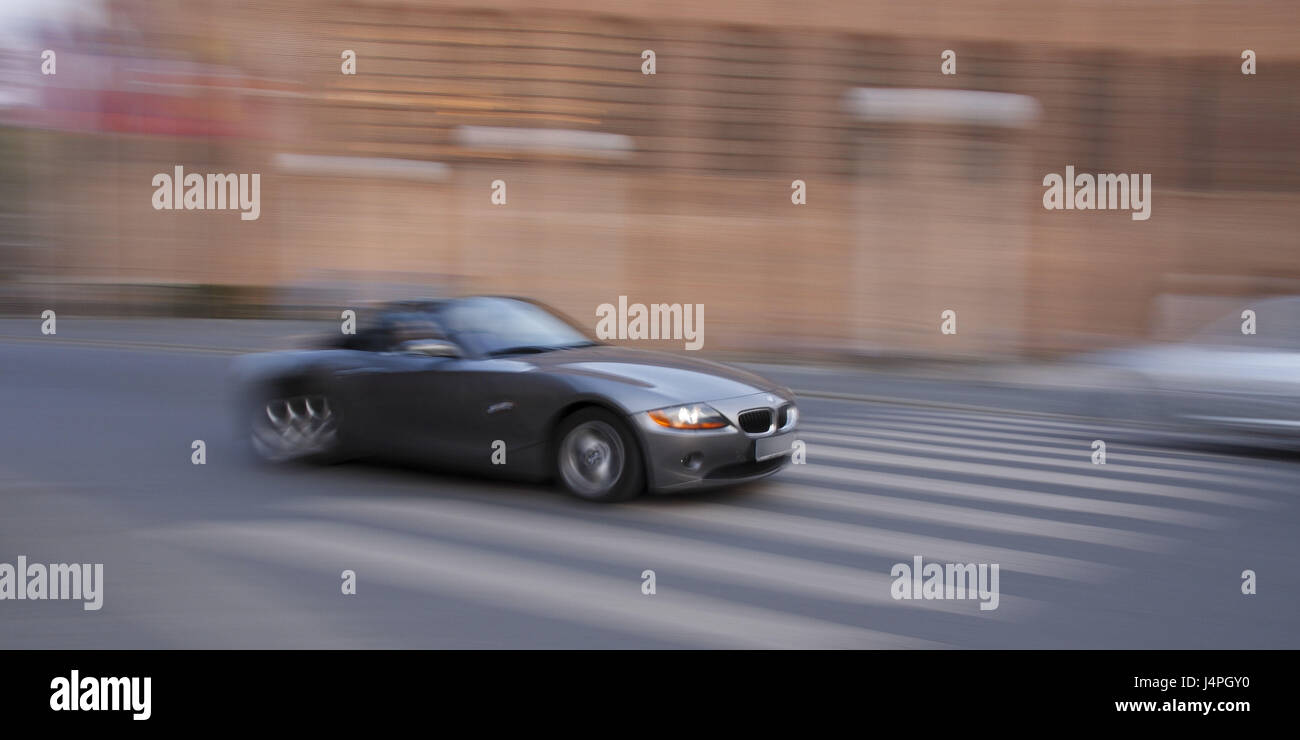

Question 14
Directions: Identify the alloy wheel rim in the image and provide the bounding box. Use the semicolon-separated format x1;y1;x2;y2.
559;421;625;496
251;395;337;461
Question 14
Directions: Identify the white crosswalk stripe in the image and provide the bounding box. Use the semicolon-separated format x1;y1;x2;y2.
142;400;1285;648
801;421;1287;485
825;406;1292;478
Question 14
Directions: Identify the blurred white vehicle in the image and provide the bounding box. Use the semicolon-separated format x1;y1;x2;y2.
1086;296;1300;439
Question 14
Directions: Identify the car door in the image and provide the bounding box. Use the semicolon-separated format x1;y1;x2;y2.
443;357;554;475
379;352;480;464
331;314;469;463
1156;346;1296;427
330;350;457;461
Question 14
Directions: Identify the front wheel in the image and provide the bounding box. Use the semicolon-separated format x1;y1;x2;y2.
555;408;645;502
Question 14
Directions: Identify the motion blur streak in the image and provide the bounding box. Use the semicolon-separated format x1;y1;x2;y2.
2;322;1299;648
1;0;1296;357
1;0;1299;649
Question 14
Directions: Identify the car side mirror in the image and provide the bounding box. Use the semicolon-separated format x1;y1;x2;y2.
398;339;462;358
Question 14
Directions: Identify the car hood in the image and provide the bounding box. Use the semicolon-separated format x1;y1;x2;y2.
525;345;790;406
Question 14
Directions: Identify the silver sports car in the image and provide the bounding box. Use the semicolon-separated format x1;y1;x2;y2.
231;296;799;501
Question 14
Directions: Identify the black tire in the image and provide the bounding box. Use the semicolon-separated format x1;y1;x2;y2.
554;407;645;502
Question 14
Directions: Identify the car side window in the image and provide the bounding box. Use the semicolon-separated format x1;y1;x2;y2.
335;323;390;352
381;313;447;351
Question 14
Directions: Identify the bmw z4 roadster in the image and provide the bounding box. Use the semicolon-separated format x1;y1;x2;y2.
231;296;799;502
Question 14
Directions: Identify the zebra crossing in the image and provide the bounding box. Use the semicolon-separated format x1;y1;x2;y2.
145;399;1300;648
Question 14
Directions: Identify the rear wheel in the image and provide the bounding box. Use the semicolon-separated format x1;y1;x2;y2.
249;389;341;463
555;408;645;502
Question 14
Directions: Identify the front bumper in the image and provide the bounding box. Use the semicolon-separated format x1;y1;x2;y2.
633;390;798;493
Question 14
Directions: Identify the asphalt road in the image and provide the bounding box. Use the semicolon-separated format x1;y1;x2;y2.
1;321;1297;648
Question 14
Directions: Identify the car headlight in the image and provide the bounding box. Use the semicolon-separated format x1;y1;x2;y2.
647;404;729;430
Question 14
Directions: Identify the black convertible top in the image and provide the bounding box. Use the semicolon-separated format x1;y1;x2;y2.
330;300;449;352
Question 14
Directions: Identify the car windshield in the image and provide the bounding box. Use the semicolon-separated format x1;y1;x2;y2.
1190;297;1300;350
438;297;596;356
